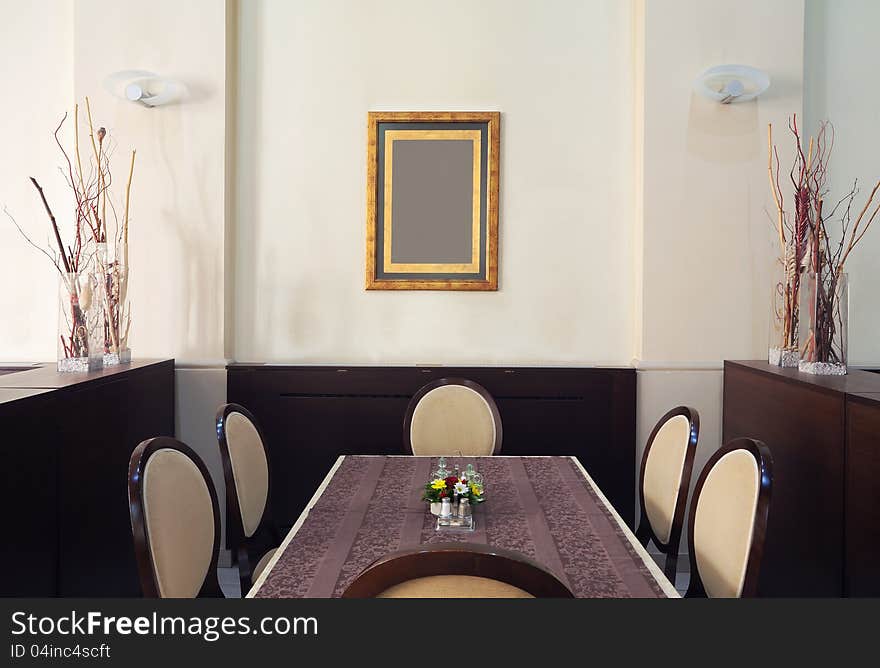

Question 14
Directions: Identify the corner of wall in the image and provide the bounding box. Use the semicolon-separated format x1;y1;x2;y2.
224;0;239;361
631;0;646;363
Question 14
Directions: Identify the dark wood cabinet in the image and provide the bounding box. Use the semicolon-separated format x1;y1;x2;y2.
722;360;880;597
227;364;637;531
845;392;880;597
0;360;174;597
0;389;58;596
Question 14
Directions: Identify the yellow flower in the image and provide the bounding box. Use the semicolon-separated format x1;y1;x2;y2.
470;483;482;496
431;479;447;490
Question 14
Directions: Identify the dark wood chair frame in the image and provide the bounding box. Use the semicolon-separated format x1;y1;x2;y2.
341;542;574;598
402;378;503;455
685;437;773;598
128;436;224;598
216;403;282;596
634;405;700;583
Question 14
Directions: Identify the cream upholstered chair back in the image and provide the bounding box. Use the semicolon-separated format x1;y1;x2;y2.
376;575;533;598
404;378;502;456
635;406;699;581
128;437;223;598
218;407;270;538
686;438;773;598
341;543;573;598
216;404;282;596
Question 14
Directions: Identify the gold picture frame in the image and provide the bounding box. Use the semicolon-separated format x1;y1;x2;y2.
366;111;500;290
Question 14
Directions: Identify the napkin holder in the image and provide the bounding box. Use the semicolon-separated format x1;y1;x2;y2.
435;514;475;532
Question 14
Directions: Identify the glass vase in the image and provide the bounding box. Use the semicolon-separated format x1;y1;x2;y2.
57;270;104;373
799;269;848;375
768;261;800;367
103;261;131;366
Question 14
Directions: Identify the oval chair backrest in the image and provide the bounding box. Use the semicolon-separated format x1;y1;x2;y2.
222;410;270;538
641;412;695;545
406;379;501;456
135;443;219;598
378;575;534;598
341;543;573;598
689;440;772;598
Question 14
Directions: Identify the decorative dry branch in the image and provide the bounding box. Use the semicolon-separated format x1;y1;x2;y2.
767;124;786;253
29;177;71;274
837;181;880;275
3;100;136;362
766;114;876;373
767;115;814;359
3;207;63;275
770;117;880;373
123;149;136;271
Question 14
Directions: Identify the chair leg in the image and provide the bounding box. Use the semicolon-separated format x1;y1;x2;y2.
237;546;252;598
634;522;651;547
663;553;678;584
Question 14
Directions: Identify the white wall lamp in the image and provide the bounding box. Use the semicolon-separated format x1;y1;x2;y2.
103;70;186;107
694;65;770;104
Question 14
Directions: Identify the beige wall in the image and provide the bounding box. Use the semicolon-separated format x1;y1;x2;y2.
71;0;232;542
3;1;823;566
636;0;805;558
804;0;880;367
1;1;231;531
234;0;637;365
0;1;73;362
233;0;807;562
73;0;229;364
1;0;230;365
640;0;804;364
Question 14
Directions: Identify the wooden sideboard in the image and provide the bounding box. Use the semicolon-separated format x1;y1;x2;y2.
845;391;880;596
227;364;637;530
0;360;174;597
0;387;57;596
722;360;880;597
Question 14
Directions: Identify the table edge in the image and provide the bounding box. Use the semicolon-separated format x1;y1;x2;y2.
568;457;679;598
247;455;347;598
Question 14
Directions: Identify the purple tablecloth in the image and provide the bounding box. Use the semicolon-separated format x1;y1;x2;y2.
251;456;676;598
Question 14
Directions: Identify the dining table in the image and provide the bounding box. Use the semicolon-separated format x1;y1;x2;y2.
247;455;679;598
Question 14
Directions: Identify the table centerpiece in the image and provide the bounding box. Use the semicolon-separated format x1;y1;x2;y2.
422;473;485;517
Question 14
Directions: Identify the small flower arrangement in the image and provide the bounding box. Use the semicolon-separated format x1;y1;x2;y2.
422;475;485;506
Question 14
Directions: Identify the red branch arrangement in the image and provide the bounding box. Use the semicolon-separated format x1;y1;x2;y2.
4;99;136;361
767;115;823;355
769;115;880;369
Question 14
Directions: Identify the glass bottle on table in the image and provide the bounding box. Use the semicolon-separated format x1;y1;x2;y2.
464;463;476;483
434;457;449;479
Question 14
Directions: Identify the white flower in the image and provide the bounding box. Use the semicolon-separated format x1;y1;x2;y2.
79;277;93;311
453;481;469;495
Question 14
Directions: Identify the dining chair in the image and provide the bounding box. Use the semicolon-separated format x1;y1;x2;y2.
341;543;573;598
634;406;699;582
215;403;282;595
127;437;224;598
403;378;502;456
685;438;773;598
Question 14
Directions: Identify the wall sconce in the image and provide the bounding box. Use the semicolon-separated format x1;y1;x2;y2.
694;65;770;104
103;70;186;107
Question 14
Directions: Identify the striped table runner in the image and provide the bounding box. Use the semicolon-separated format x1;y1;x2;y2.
250;456;677;598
